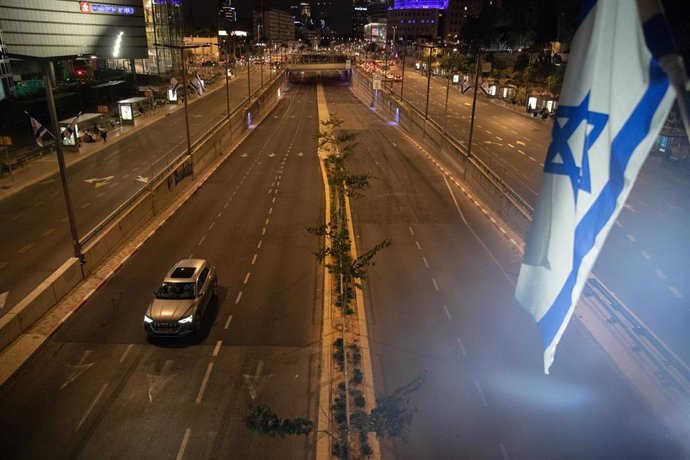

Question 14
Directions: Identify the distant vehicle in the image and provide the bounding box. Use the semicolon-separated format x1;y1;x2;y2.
393;75;402;82
201;60;218;67
144;259;217;336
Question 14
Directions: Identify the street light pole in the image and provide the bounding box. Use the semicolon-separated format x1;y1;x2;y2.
400;43;406;102
155;42;208;155
467;50;481;164
443;67;452;135
42;61;83;264
424;44;434;119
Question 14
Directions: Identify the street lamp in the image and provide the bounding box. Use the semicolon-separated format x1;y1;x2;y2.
154;42;209;155
219;30;231;122
417;43;436;119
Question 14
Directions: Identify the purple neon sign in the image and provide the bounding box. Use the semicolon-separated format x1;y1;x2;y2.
393;0;448;9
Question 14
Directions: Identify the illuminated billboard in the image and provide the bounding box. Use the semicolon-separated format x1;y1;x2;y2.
393;0;448;9
0;1;147;59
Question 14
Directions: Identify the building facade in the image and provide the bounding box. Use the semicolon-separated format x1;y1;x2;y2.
387;7;443;41
145;0;184;75
254;9;296;42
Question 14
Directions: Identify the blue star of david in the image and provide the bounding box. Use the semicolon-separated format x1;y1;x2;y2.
543;93;608;202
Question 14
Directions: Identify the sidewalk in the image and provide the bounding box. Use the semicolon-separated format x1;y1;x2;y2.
0;77;229;202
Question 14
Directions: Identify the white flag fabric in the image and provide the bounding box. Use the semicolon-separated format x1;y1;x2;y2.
170;76;179;93
515;0;677;373
61;112;81;141
26;112;54;147
480;81;489;95
461;80;470;94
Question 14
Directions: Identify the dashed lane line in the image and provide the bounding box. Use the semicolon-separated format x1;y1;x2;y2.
257;240;263;249
251;254;258;265
415;241;422;250
432;278;440;292
224;314;233;330
457;337;468;358
195;362;214;404
640;250;651;260
243;272;251;284
76;382;108;432
176;428;192;460
408;226;415;236
235;291;243;304
197;236;206;246
422;257;430;268
626;234;637;243
655;268;667;279
212;340;222;357
474;380;488;407
18;243;33;254
119;344;133;363
442;305;452;321
669;287;683;299
41;228;55;237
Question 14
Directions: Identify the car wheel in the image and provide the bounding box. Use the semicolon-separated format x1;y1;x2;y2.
193;313;202;333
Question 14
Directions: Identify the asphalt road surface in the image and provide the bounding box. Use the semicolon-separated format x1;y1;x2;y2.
322;76;686;459
0;77;324;459
0;67;270;313
363;63;690;366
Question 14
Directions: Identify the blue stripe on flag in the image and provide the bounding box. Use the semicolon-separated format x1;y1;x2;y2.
537;59;670;350
576;0;597;28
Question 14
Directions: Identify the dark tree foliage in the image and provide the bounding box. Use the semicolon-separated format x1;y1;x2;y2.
244;405;313;438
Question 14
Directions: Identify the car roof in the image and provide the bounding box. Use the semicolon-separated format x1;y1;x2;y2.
163;259;208;283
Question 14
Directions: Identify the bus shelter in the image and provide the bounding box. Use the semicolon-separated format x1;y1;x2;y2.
59;112;105;151
117;96;154;126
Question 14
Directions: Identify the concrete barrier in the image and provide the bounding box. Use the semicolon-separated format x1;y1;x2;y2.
351;69;533;240
0;74;286;352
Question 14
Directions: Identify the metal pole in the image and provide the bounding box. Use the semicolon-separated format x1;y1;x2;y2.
260;47;264;89
443;68;452;135
247;44;252;103
400;43;406;101
42;61;83;264
181;48;192;155
425;45;433;119
467;50;481;164
225;38;231;120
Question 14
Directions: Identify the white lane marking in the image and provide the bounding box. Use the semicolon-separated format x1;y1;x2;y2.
432;279;440;292
640;250;651;260
18;243;33;254
208;222;215;231
119;344;133;363
261;227;266;235
457;337;468;358
495;136;503;141
257;240;263;249
235;291;243;304
422;257;430;268
217;212;222;218
499;442;511;460
196;362;214;404
212;340;222;357
517;149;525;155
265;218;270;225
243;272;251;284
507;143;514;148
655;268;667;279
626;234;637;243
272;197;276;203
408;226;415;236
475;380;488;407
224;314;233;330
615;220;623;228
176;428;192;460
415;241;422;250
224;202;229;209
251;254;258;265
80;202;91;209
198;236;206;246
41;228;55;237
32;200;45;208
516;140;526;146
11;212;24;221
75;382;108;431
96;192;105;198
268;207;273;215
442;304;452;321
669;286;683;299
485;129;492;135
0;261;7;270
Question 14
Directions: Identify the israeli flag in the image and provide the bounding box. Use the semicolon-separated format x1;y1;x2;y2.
61;112;82;141
480;81;490;95
170;76;180;93
515;0;679;374
461;80;470;94
26;112;54;147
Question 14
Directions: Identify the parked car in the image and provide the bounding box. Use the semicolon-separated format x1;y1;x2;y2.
144;259;217;336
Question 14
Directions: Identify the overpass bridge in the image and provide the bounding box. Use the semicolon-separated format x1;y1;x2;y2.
284;53;351;72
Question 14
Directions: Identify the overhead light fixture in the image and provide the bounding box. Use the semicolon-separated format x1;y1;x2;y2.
113;31;124;57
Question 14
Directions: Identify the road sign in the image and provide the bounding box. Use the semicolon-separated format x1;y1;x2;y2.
373;73;382;90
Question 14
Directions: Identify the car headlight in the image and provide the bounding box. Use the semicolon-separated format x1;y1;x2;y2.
144;315;153;324
178;314;194;324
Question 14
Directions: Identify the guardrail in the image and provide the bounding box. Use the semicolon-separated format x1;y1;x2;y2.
80;70;285;248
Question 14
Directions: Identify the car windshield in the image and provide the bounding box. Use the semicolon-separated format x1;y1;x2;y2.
156;282;195;300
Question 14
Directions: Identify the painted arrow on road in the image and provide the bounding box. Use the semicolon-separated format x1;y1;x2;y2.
243;360;272;401
84;176;114;188
61;350;95;389
135;176;149;183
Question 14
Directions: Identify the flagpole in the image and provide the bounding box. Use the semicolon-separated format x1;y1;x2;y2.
42;61;84;265
466;48;481;170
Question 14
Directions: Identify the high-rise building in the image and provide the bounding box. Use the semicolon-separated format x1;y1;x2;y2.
388;0;444;41
144;0;184;74
253;9;296;42
353;2;370;39
444;0;481;42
